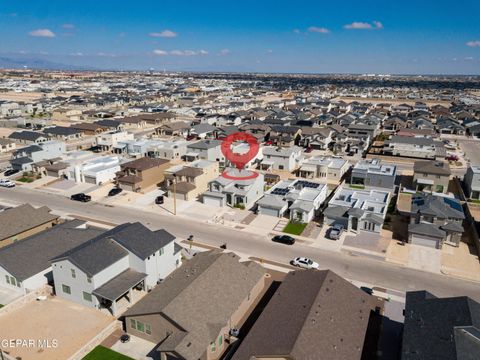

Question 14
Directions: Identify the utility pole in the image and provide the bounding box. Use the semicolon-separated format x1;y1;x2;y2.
173;174;177;215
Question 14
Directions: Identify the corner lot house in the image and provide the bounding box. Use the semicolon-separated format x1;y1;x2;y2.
413;160;451;194
203;168;264;209
232;270;378;360
323;186;390;233
401;291;480;359
404;193;465;248
464;165;480;200
123;251;266;360
117;157;171;192
52;222;181;315
351;158;397;189
257;179;327;223
0;220;102;294
0;204;59;248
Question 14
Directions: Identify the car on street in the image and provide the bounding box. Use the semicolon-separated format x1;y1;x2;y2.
360;286;374;295
271;235;295;245
70;193;91;202
290;257;319;269
3;169;19;177
0;179;15;188
108;187;123;197
155;195;164;205
329;224;345;240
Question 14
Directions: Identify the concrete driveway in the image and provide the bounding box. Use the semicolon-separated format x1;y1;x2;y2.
408;244;441;273
111;335;159;360
0;286;21;306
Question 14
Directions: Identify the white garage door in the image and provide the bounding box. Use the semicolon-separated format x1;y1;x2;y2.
259;207;280;217
203;196;224;207
411;235;438;248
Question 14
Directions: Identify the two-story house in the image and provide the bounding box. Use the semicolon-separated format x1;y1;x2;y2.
464;165;480;201
351;158;397;189
10;141;66;171
203;168;264;209
413;160;451;194
186;140;224;164
95;131;134;153
298;156;349;184
260;146;303;172
51;222;181;315
116;157;171;193
164;160;219;201
384;136;446;160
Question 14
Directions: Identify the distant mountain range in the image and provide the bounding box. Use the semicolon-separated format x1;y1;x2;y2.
0;56;94;71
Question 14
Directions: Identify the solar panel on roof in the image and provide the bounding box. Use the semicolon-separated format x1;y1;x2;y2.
443;198;462;212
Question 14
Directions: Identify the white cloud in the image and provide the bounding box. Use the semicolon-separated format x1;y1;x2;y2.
218;48;230;56
308;26;330;34
267;49;273;54
62;23;75;29
97;52;116;57
28;29;55;37
344;21;383;30
149;30;177;38
293;29;301;34
465;56;474;61
153;49;208;56
69;52;84;56
466;40;480;47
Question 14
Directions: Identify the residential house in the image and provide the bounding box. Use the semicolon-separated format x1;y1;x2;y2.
123;251;266;360
257;179;327;222
8;130;48;144
0;138;16;153
260;146;303;172
156;121;191;137
323;186;390;234
269;126;301;147
70;122;107;135
164;160;219;200
66;152;121;185
401;290;480;359
0;204;60;248
299;127;333;150
95;131;134;153
52;222;181;315
346;123;377;141
203;168;264;209
465;165;480;200
413;160;451;194
403;193;465;248
190;123;217;139
10;141;66;171
351;158;397;189
186;140;224;164
117;157;171;193
0;220;102;294
42;126;84;141
232;270;378;360
298;156;349;184
384;136;446;159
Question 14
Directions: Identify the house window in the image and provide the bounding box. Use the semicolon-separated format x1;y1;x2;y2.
9;276;16;286
159;247;164;256
5;275;10;284
62;284;71;294
136;321;145;332
83;292;92;302
130;319;136;329
146;324;151;335
279;165;284;170
211;342;216;352
87;276;92;283
218;335;223;346
71;269;76;278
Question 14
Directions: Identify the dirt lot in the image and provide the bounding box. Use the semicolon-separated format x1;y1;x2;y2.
0;295;114;360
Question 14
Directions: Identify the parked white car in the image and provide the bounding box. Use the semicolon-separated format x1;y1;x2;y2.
291;257;319;269
0;179;15;188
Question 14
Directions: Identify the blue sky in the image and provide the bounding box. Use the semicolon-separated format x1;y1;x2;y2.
1;0;480;74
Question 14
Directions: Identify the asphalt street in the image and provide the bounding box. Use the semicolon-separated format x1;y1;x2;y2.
1;187;480;301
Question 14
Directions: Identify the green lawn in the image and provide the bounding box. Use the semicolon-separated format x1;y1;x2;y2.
17;177;34;183
82;346;133;360
0;304;3;308
469;199;480;205
283;221;307;235
349;184;365;190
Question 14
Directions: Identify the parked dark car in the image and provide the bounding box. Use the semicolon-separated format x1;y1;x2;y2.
108;187;123;197
272;235;295;245
120;334;130;343
360;286;373;295
4;169;19;177
155;195;164;205
70;193;91;202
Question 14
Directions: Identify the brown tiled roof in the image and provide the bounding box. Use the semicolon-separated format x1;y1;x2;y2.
121;157;169;171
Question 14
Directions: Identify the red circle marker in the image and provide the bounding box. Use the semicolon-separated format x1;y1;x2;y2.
221;132;259;170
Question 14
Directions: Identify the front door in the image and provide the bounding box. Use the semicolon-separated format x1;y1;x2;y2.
351;217;358;231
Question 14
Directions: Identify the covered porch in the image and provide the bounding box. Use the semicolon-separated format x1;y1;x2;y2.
93;268;147;316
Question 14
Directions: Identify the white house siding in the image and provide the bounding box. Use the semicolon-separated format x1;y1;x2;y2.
143;242;180;289
0;264;23;294
22;269;52;292
52;259;100;309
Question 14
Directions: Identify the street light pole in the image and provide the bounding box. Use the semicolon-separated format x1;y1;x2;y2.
173;174;177;215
